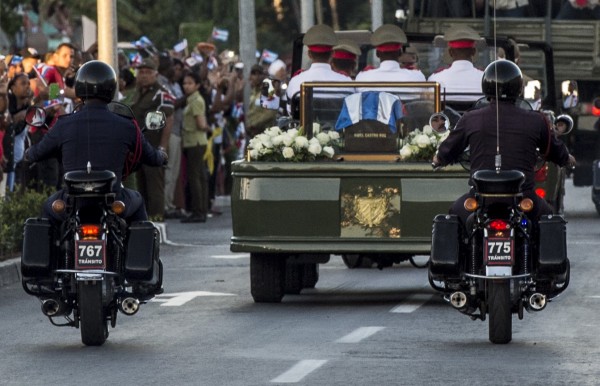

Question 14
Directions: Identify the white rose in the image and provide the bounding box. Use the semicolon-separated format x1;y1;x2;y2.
287;128;299;138
400;145;413;160
272;135;284;146
416;134;431;148
249;149;259;159
322;146;335;158
249;138;263;151
316;132;330;146
308;143;322;156
423;125;433;135
282;146;295;159
294;136;309;149
309;137;320;146
328;130;340;141
282;133;294;147
312;122;321;135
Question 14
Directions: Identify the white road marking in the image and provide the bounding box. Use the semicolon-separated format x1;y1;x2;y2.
150;291;235;306
270;360;328;383
390;294;433;313
336;326;385;343
211;254;248;259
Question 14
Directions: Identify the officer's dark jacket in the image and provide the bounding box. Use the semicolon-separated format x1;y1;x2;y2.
437;100;570;191
27;100;164;188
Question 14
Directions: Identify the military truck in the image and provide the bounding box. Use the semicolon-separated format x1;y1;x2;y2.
230;32;568;303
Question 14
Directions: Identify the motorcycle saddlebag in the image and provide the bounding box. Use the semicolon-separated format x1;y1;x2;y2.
125;221;160;284
538;215;567;275
429;214;461;276
21;218;55;279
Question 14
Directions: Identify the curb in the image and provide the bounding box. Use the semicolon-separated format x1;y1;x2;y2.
0;257;21;288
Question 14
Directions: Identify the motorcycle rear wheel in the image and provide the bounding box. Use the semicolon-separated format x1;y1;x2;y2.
488;280;512;344
78;281;108;346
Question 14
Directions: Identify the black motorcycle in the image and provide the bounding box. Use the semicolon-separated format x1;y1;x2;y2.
21;105;165;346
429;169;570;344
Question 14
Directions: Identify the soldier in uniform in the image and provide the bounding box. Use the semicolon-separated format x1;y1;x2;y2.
355;24;426;85
129;57;174;221
331;39;361;79
285;24;353;115
427;25;484;102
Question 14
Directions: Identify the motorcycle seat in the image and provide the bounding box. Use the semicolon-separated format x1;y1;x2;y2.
472;169;525;195
64;170;116;194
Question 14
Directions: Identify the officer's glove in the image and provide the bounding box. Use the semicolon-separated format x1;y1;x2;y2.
158;146;168;165
567;154;576;170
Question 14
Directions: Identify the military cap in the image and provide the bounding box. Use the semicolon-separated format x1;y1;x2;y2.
444;25;480;48
332;39;361;59
303;24;337;52
137;57;157;70
371;24;407;51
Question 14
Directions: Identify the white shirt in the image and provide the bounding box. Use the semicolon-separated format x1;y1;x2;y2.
428;60;484;102
355;60;426;99
286;62;353;114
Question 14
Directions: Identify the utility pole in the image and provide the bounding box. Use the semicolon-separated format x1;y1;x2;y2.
239;0;257;115
97;0;118;73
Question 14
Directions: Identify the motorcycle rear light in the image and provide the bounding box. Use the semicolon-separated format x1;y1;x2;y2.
535;164;548;182
111;200;126;215
488;219;510;231
464;197;478;212
535;188;546;199
593;104;600;116
79;224;101;239
51;199;66;214
518;198;534;212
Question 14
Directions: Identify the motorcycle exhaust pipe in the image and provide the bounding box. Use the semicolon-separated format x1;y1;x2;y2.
526;293;547;312
449;291;468;311
119;297;140;316
41;298;69;317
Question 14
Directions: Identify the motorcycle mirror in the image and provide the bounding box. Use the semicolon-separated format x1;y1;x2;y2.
428;112;450;133
25;106;46;127
555;114;574;136
561;80;578;110
145;111;166;131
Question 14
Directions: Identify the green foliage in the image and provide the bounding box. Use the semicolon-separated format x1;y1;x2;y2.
0;188;48;260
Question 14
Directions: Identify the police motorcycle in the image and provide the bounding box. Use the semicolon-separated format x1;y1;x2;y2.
429;63;573;344
20;103;166;346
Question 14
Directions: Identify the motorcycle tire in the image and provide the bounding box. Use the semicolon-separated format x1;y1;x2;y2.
78;281;108;346
487;280;512;344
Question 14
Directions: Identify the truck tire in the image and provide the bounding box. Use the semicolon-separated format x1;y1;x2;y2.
488;280;512;344
341;254;374;269
250;253;285;303
285;263;304;294
78;281;108;346
302;263;319;289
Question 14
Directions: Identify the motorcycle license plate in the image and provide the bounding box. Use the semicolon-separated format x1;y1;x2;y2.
75;240;106;270
484;237;514;266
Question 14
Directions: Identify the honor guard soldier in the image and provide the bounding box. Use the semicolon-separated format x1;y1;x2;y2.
331;39;361;79
428;25;484;102
355;24;426;85
285;24;353;115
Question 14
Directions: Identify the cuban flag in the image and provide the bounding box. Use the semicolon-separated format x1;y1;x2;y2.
173;39;188;53
260;49;278;64
212;27;229;42
129;53;142;67
335;92;403;133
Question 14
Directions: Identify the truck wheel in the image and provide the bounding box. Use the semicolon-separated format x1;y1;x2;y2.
250;253;285;303
285;263;304;294
341;254;374;269
488;280;512;344
302;263;319;289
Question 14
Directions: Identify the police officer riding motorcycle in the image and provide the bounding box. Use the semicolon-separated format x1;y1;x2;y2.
429;60;575;344
21;60;168;346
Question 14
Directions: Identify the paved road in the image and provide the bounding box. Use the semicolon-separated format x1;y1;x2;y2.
1;180;599;385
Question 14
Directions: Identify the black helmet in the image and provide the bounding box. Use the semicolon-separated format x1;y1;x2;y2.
481;60;523;101
74;60;117;102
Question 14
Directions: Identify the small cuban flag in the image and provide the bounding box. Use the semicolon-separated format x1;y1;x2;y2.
129;53;142;67
260;49;278;64
212;27;229;42
173;39;188;53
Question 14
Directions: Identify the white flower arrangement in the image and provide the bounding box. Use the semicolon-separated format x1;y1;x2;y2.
248;125;341;162
399;125;450;162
